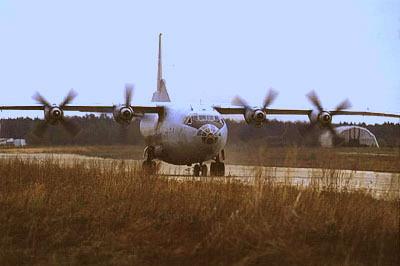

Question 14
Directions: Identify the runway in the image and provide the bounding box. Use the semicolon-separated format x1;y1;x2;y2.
0;153;398;200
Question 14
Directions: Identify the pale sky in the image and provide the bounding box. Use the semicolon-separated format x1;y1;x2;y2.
0;0;399;124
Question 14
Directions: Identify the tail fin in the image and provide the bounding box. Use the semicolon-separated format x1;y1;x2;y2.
152;33;171;102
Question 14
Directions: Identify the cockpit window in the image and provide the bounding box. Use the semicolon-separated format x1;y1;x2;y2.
185;114;224;128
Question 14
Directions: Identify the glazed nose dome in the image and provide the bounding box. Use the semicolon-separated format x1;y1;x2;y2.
197;124;220;145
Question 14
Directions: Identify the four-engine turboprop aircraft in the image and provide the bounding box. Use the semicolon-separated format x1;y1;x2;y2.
1;34;400;176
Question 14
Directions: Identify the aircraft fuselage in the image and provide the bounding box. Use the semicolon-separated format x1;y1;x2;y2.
140;104;228;165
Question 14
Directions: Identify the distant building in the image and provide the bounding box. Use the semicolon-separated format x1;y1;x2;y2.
0;138;27;147
13;139;27;147
0;122;27;147
320;126;379;148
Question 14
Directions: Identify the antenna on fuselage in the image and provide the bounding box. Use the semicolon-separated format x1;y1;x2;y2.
152;33;171;102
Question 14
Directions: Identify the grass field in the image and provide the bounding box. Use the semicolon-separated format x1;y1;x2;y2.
0;158;399;265
1;145;399;172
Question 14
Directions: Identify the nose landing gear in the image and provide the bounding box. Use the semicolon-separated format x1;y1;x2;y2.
210;161;225;177
210;151;225;176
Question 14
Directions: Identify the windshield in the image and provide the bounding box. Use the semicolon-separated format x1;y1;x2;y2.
194;115;220;122
184;114;224;128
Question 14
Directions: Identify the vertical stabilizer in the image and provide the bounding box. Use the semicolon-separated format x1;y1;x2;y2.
157;33;163;92
152;33;171;102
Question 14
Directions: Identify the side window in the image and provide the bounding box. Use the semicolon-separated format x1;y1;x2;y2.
185;117;193;125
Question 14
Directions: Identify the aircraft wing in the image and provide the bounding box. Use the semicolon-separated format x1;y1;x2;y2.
212;106;246;115
213;106;312;116
265;109;312;115
329;110;400;118
63;105;164;114
0;105;164;115
0;106;44;111
214;105;400;119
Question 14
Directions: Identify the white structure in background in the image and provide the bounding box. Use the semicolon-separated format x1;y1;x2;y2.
13;139;27;147
320;126;379;148
0;138;27;147
0;123;27;147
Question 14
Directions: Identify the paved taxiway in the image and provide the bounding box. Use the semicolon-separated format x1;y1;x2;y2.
0;153;398;200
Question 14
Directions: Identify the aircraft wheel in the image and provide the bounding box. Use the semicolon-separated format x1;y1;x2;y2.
144;146;155;161
201;164;208;177
193;164;201;177
142;160;156;175
210;162;216;176
217;162;225;176
210;162;225;176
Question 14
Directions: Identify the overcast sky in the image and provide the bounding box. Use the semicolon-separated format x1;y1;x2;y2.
0;0;399;124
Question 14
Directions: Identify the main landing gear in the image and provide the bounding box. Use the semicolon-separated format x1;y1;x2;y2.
193;164;208;177
193;151;226;177
142;146;157;175
210;155;225;177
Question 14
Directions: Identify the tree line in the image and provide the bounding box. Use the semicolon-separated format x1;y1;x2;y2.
0;115;399;147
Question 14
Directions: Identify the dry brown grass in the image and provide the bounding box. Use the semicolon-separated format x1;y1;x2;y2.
0;158;398;265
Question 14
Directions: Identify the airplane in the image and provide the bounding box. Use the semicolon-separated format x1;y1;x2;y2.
1;33;399;176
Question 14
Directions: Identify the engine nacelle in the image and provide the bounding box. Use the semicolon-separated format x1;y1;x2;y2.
318;111;332;126
308;110;332;127
244;108;267;127
113;105;135;125
44;106;64;125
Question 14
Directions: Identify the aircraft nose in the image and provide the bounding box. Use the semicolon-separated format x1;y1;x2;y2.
197;124;220;145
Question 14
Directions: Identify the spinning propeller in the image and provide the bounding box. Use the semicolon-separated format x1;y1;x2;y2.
32;90;80;137
113;84;136;142
232;88;279;126
306;90;352;137
124;83;133;107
